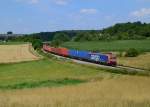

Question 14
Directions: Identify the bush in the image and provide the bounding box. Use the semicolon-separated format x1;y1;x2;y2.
125;48;139;57
32;39;43;50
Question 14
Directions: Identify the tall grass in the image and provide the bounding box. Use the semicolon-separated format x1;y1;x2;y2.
0;76;150;107
0;78;86;90
118;53;150;70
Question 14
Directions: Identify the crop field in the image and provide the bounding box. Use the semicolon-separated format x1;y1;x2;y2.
0;44;40;63
0;58;150;107
62;40;150;52
0;76;150;107
118;53;150;70
0;44;150;107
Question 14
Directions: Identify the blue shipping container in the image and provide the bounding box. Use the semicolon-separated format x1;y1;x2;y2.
69;49;78;57
69;49;90;60
77;50;90;59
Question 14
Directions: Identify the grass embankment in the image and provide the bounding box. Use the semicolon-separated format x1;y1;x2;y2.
62;40;150;52
0;59;118;89
0;76;150;107
118;53;150;70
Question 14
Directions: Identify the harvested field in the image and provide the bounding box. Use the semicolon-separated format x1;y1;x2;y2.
0;76;150;107
0;44;40;63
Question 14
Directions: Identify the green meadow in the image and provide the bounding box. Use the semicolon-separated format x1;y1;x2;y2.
62;40;150;52
0;59;117;89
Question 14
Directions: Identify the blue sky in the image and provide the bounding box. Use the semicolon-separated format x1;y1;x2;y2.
0;0;150;34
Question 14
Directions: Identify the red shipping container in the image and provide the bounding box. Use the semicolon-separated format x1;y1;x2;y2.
52;47;59;55
48;47;52;52
43;45;69;56
59;48;69;56
51;47;55;53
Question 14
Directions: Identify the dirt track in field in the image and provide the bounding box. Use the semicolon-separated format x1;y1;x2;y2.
0;44;40;63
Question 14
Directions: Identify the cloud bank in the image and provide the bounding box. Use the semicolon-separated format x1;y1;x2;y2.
131;8;150;17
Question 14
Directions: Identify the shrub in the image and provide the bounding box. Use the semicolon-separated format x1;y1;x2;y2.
32;39;43;50
125;48;139;57
51;33;70;47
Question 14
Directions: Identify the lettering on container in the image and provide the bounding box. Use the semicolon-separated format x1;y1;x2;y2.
91;55;100;62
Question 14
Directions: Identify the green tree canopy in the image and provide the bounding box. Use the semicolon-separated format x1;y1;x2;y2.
53;33;70;42
51;33;70;47
32;39;43;50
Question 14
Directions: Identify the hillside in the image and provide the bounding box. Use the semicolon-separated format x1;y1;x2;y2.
6;21;150;42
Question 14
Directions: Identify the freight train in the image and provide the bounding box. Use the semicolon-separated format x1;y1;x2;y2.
43;45;117;66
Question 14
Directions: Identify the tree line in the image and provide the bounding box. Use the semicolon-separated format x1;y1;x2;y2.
1;21;150;49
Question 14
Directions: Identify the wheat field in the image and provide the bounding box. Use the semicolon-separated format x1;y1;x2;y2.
0;44;40;63
0;75;150;107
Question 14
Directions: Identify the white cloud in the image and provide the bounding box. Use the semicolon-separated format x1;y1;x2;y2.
16;0;39;4
80;8;98;14
30;0;39;4
54;0;68;5
137;0;150;2
16;0;69;5
131;8;150;17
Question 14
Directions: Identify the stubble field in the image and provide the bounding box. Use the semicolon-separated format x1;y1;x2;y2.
0;44;40;63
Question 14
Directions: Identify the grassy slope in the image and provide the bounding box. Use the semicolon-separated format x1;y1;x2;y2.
62;40;150;52
0;59;117;89
118;53;150;70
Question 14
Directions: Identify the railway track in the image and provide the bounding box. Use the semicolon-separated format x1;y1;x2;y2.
117;65;146;72
71;58;146;72
43;50;148;72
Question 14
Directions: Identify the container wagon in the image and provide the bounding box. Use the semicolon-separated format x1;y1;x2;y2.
69;50;90;60
43;45;117;66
